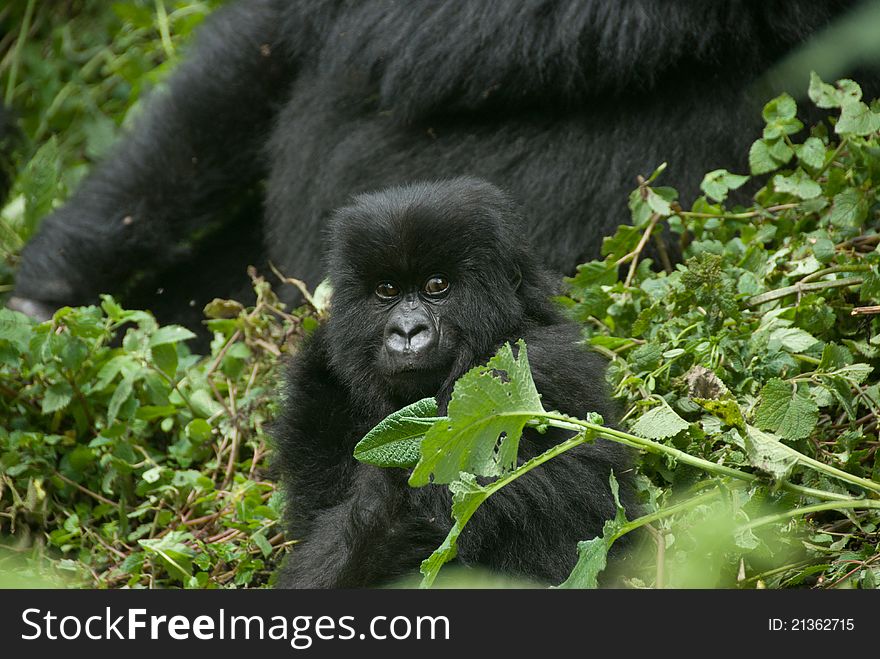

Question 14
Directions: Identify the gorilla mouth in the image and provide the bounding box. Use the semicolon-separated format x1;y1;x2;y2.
380;355;452;398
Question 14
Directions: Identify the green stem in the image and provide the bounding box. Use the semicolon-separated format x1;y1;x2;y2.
609;487;724;543
800;264;871;284
740;499;880;532
746;277;864;307
154;0;175;59
536;413;879;497
5;0;36;106
678;203;799;221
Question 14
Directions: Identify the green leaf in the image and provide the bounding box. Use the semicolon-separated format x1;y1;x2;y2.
754;379;819;441
189;389;224;418
558;473;628;588
149;325;197;348
108;376;134;425
22;137;61;237
829;189;868;227
700;169;749;203
769;327;819;354
185;418;213;443
42;382;73;414
861;271;880;302
252;531;273;558
795;137;826;169
355;398;440;468
808;74;863;109
836;101;880;136
601;225;641;260
565;260;619;291
821;376;856;421
0;309;34;352
419;474;489;588
409;341;545;487
631;399;689;440
763;93;797;123
743;426;798;482
151;342;178;378
749;139;782;175
693;396;746;430
772;171;822;200
139;533;195;583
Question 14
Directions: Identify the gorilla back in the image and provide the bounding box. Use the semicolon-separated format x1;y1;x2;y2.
11;1;871;325
272;178;637;588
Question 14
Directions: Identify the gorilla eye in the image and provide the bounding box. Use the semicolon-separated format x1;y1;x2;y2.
423;275;450;297
375;282;400;300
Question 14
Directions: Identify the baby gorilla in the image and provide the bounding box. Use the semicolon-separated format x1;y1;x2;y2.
272;177;636;588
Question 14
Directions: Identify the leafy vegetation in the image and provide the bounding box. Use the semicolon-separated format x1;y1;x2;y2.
1;3;879;588
357;77;880;588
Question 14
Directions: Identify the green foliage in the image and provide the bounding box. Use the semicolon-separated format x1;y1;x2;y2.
0;273;312;587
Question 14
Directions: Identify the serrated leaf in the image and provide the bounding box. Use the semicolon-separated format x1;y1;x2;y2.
0;308;34;352
149;325;196;348
355;398;440;468
565;260;619;291
743;425;798;482
409;341;544;486
808;74;863;109
42;382;73;414
834;363;873;384
754;379;819;440
829;189;868;227
631;399;689;440
819;343;853;371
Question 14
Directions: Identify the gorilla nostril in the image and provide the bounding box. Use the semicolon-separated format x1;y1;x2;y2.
407;326;433;352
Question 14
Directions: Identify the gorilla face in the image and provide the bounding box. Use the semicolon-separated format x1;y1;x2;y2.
323;178;531;408
374;272;457;395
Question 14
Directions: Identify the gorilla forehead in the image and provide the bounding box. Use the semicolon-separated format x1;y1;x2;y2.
328;178;519;282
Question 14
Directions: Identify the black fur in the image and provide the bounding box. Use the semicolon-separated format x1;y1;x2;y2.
10;0;871;326
272;178;637;588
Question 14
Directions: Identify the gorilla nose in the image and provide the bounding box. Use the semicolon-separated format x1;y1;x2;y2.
385;316;436;356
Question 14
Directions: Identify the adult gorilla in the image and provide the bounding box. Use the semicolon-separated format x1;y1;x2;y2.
8;1;869;326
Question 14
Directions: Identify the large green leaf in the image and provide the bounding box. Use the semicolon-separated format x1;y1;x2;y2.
409;340;545;487
354;397;440;468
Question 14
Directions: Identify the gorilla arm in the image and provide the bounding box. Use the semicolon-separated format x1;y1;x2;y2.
12;0;293;312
